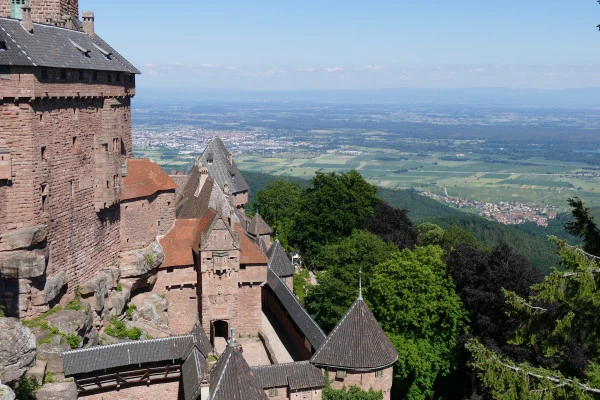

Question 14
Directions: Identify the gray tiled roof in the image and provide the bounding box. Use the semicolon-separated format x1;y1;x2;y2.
310;299;398;371
208;345;267;400
63;335;196;376
252;361;324;391
0;18;139;73
192;322;214;358
267;240;295;277
248;213;271;236
199;138;249;195
266;269;326;349
182;347;209;400
175;169;214;219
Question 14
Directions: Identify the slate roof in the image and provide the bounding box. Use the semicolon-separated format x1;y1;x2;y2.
248;213;271;236
267;240;295;277
0;18;139;73
182;347;209;400
310;299;398;371
198;138;249;195
63;334;196;376
121;158;177;201
266;269;326;350
176;168;215;219
252;361;324;391
208;345;267;400
191;321;214;358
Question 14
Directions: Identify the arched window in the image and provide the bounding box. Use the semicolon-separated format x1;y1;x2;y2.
10;0;27;20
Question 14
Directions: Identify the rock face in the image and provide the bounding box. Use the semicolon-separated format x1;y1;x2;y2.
43;272;67;304
0;384;15;400
34;382;77;400
131;292;169;328
0;225;47;252
45;309;92;340
0;318;36;383
120;239;164;278
37;341;70;373
104;288;130;319
0;248;47;279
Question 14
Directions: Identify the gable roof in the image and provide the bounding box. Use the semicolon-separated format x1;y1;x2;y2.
160;211;216;268
248;213;271;236
208;345;267;400
310;299;398;371
121;158;177;201
0;18;139;73
198;137;249;195
252;361;324;391
267;241;295;277
235;225;269;265
266;269;326;350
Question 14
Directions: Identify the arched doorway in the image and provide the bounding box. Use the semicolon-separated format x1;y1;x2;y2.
211;320;229;349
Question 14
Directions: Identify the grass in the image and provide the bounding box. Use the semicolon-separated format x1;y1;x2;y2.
22;304;85;349
104;317;142;340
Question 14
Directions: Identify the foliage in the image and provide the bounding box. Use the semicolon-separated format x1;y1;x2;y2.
116;282;123;292
145;252;156;266
305;230;399;332
566;197;600;257
416;222;445;246
322;385;383;400
376;186;467;221
363;201;418;250
0;304;5;317
366;246;468;399
105;317;142;340
125;304;137;319
293;268;310;305
468;239;600;397
291;170;379;262
65;300;85;312
65;334;82;349
11;376;40;400
43;371;54;384
249;179;303;250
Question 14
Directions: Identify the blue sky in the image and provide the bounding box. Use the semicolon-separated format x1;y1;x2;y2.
80;0;600;90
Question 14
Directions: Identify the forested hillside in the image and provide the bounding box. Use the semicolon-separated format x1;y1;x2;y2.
243;170;573;273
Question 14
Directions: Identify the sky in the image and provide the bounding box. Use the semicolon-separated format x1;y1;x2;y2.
79;0;600;90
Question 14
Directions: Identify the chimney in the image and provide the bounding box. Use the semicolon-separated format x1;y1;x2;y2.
21;4;33;33
82;11;94;37
228;152;233;165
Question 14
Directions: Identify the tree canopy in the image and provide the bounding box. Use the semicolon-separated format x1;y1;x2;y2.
566;197;600;257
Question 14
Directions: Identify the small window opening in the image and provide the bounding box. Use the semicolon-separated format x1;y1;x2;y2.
158;221;161;226
107;72;112;82
336;370;347;379
102;143;108;152
93;71;98;81
60;69;66;80
106;180;109;189
69;181;75;196
41;69;48;80
167;268;174;273
41;183;48;212
113;175;117;188
78;70;84;80
375;370;384;378
268;388;278;397
40;146;46;161
72;136;79;153
0;41;7;51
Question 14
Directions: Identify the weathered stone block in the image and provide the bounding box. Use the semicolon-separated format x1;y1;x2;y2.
0;249;47;279
0;318;36;383
103;267;121;290
120;240;164;278
131;292;169;328
80;274;108;312
36;342;70;373
25;360;46;386
43;271;66;304
0;384;15;400
45;309;91;338
0;225;47;252
104;288;130;319
34;382;77;400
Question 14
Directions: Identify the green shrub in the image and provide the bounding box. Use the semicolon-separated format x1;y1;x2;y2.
43;371;54;384
145;252;156;265
0;305;6;317
125;304;137;319
65;300;85;312
11;376;40;400
105;317;142;340
65;334;81;349
116;282;123;292
127;327;142;340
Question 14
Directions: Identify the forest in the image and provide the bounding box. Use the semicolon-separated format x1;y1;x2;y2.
248;169;600;399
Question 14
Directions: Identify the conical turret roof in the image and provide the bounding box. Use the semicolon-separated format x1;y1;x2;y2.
310;299;398;371
208;344;267;400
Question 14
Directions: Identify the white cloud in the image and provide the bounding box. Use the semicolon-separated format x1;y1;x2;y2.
325;66;344;73
366;65;383;72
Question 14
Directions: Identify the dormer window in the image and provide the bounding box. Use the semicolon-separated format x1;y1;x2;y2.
206;153;213;164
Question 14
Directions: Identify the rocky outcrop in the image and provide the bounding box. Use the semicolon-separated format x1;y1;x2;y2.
120;239;164;278
104;288;130;319
42;272;67;304
34;382;77;400
80;273;108;313
25;360;47;385
130;292;169;328
0;225;47;252
0;318;36;383
37;341;70;373
45;309;92;340
0;248;47;279
0;384;15;400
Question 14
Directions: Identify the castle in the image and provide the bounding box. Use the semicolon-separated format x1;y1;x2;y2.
0;2;398;399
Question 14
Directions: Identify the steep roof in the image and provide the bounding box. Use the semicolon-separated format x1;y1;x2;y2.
252;361;324;391
160;211;216;268
182;346;209;400
310;299;398;371
235;226;269;265
175;167;215;219
0;18;139;73
266;269;326;349
121;158;177;201
191;321;214;359
208;345;267;400
248;213;271;236
267;240;295;277
198;137;249;195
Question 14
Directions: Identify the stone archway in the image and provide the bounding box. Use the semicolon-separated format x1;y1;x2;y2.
211;320;229;353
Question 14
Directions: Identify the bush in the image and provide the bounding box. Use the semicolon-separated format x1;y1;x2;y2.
125;304;137;319
116;282;123;292
105;317;142;340
11;376;40;400
65;300;85;312
145;252;156;265
43;371;54;384
65;334;81;349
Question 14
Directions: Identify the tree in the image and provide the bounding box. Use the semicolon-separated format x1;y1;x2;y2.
305;230;399;332
250;179;302;250
566;197;600;257
291;170;379;262
468;239;600;398
367;246;468;399
416;222;445;246
363;201;418;250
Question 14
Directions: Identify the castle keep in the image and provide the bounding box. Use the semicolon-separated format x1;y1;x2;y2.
0;2;398;399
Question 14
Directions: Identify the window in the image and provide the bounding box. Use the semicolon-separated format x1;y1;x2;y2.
268;388;278;397
102;143;108;152
72;136;79;153
336;369;347;379
69;181;75;196
41;183;48;212
206;153;213;164
0;41;7;51
93;71;98;81
107;72;112;82
167;268;173;273
40;146;46;161
60;69;66;80
41;69;48;80
78;70;84;81
112;138;120;152
375;370;384;378
0;65;9;80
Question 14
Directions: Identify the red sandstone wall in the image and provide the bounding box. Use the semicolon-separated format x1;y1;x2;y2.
237;284;261;335
154;267;198;335
156;191;175;236
327;367;393;400
262;386;288;400
233;190;248;209
79;379;182;400
239;264;266;283
291;389;322;400
120;197;158;251
0;0;78;24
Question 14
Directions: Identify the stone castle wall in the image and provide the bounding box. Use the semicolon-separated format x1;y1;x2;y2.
327;367;393;399
237;284;261;335
78;380;181;400
154;266;198;335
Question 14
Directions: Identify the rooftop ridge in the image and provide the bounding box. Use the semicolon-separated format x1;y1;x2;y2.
62;333;194;355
